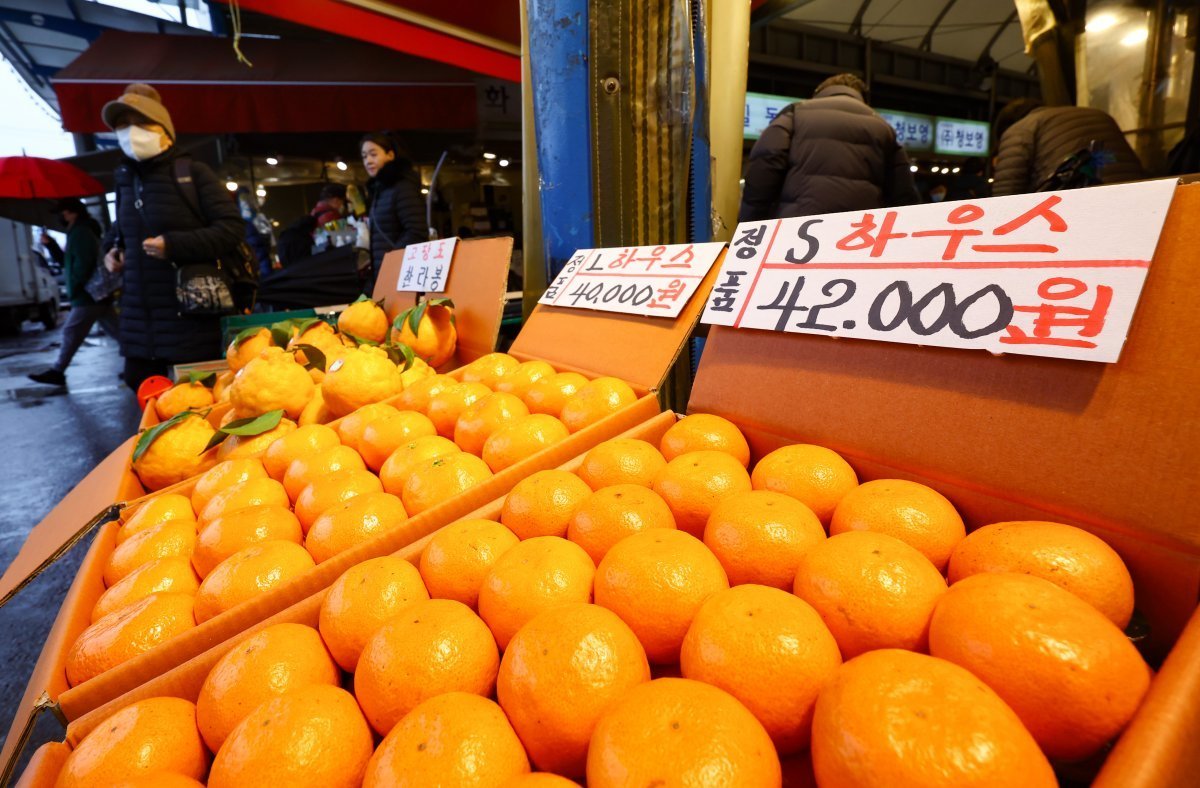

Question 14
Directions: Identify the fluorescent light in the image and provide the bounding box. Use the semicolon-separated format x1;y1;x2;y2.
225;181;238;192
951;167;961;174
265;156;278;166
1086;13;1118;33
421;188;429;195
498;159;510;167
1121;27;1148;47
483;152;497;160
255;187;266;197
336;161;348;171
987;177;995;183
909;164;918;172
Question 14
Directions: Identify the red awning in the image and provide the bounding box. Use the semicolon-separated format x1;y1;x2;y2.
214;0;521;83
53;30;479;135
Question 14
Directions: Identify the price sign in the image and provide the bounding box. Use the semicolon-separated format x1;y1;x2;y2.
540;242;726;318
878;110;934;151
701;180;1177;363
935;117;989;156
397;238;458;292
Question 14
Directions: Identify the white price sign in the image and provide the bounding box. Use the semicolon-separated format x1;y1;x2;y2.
702;180;1177;363
539;242;726;318
397;238;458;293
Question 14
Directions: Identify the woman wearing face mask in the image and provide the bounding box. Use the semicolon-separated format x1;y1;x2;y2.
101;83;243;391
360;132;427;293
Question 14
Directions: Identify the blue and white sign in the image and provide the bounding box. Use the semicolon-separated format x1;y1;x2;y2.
744;92;798;139
877;110;934;151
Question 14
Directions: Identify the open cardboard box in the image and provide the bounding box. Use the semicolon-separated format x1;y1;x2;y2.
0;252;721;779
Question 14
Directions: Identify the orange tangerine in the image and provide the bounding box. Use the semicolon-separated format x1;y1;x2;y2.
293;468;383;532
418;519;520;609
396;373;457;412
190;458;268;516
92;557;199;623
378;434;461;495
494;359;557;399
282;444;366;501
523;371;589;417
650;450;752;537
359;411;438;471
306;491;408;563
660;414;751;467
104;520;197;587
460;352;520;388
216;418;297;462
482;414;571;472
703;490;825;589
194;540;315;623
751;444;858;524
198;477;289;527
500;469;592;540
319;555;430;672
196;622;339;752
454;392;530;456
192;505;303;578
427;381;492;439
355;598;501;735
116;493;195;546
65;593;196;686
567;484;676;564
576;438;667;490
831;479;965;572
335;402;401;452
560;376;637;433
261;423;341;480
400;452;493;516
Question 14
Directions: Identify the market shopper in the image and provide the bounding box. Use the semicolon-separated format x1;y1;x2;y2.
991;99;1145;196
360;132;427;291
100;83;244;391
311;183;348;226
739;74;919;221
27;199;119;387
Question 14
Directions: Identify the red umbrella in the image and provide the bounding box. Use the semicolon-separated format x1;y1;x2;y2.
0;156;104;200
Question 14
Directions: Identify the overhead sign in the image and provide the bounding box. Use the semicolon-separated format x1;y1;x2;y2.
701;180;1177;363
744;92;796;139
397;238;458;292
935;117;989;156
540;242;726;318
877;110;934;151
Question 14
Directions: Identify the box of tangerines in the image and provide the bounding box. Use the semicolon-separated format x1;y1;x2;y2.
17;185;1200;787
0;255;721;777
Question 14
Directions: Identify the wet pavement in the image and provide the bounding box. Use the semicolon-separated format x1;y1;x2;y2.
0;314;140;769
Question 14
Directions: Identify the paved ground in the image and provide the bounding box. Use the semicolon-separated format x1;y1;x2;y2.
0;314;140;771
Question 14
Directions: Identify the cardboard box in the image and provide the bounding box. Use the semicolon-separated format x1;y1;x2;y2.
0;250;721;775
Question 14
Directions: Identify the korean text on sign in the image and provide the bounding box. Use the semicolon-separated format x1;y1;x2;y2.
539;242;727;318
701;180;1177;363
397;238;458;293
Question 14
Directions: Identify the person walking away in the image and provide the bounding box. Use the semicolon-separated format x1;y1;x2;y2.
991;100;1145;196
100;83;244;391
237;188;276;278
360;133;426;292
28;199;118;387
739;73;919;221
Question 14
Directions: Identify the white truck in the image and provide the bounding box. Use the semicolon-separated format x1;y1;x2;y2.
0;218;59;334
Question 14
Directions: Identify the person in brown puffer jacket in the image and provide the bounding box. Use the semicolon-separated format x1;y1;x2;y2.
991;100;1146;196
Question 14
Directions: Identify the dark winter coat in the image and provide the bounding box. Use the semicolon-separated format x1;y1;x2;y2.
365;160;426;273
992;106;1146;196
63;215;102;307
739;86;919;221
107;149;243;362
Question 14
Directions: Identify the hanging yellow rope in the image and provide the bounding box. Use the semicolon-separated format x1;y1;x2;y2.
229;0;254;67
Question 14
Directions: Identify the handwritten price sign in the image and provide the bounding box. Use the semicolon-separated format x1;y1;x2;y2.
397;238;458;293
539;242;726;318
702;180;1177;363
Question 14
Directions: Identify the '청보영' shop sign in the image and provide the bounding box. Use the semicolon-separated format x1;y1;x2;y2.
701;179;1177;363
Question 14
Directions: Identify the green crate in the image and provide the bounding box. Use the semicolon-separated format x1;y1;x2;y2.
219;309;319;347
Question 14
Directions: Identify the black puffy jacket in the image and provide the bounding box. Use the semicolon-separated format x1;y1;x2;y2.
739;86;919;221
365;160;427;274
108;149;243;362
992;106;1145;196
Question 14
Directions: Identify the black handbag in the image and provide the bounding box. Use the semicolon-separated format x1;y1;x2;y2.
84;246;122;302
131;159;258;316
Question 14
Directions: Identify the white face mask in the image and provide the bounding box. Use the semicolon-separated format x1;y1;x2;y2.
116;125;164;161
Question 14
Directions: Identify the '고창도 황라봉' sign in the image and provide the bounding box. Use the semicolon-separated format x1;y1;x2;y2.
539;242;726;318
700;179;1177;363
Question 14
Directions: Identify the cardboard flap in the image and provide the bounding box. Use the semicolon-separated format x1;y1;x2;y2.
0;438;135;607
511;255;721;391
374;236;513;357
690;183;1200;555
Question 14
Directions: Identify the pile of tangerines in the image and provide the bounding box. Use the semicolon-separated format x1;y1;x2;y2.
56;411;1149;787
65;351;638;687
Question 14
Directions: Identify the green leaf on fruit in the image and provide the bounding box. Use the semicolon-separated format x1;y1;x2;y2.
132;412;191;462
231;325;264;350
186;370;216;387
200;409;285;453
294;343;327;372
